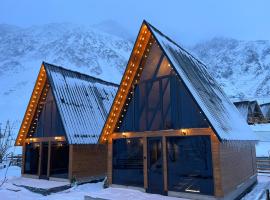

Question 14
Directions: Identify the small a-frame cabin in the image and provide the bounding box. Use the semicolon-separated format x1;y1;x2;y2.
100;21;257;200
15;62;117;183
234;100;265;124
260;102;270;122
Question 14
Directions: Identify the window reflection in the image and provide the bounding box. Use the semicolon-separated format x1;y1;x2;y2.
167;136;214;195
112;138;144;187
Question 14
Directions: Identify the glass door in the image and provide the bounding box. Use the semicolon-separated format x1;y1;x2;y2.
147;137;164;194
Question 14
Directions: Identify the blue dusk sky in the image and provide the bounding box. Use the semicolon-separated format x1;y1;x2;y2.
0;0;269;45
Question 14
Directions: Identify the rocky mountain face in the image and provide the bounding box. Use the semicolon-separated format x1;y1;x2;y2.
0;23;270;127
191;37;270;101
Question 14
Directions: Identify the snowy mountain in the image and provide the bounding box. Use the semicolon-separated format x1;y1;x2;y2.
1;23;270;129
0;23;133;126
191;37;270;102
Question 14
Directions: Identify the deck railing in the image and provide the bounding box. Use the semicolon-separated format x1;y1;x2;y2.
257;157;270;174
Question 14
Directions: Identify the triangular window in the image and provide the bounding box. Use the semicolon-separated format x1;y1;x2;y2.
116;38;208;132
27;83;65;138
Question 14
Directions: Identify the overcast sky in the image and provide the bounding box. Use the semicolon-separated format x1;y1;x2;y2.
1;0;270;45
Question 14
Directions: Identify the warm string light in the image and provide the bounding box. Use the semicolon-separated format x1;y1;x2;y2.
102;27;149;142
17;70;47;145
115;37;154;132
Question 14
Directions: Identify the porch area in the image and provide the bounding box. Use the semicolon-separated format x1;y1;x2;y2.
22;138;69;181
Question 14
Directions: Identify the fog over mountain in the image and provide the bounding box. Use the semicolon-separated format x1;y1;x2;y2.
0;23;269;127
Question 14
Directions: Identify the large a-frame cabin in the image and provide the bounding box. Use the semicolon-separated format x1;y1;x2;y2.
100;21;257;200
15;62;117;183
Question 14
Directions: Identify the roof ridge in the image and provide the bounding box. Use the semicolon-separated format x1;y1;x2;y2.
42;61;119;87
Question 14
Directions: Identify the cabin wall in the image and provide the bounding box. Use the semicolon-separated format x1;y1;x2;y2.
70;144;107;183
219;141;257;195
107;129;224;197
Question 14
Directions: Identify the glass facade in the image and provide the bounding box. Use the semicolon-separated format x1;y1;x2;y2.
112;138;144;187
28;88;65;138
167;136;214;195
118;41;208;132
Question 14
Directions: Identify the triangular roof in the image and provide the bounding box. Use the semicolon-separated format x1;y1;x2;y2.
99;21;256;142
16;62;118;145
260;103;270;119
234;100;264;120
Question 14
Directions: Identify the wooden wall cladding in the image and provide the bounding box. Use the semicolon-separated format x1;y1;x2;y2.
70;144;107;183
219;141;256;195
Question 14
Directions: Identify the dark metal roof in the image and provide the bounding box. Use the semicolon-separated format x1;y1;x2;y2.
43;62;118;144
146;21;255;141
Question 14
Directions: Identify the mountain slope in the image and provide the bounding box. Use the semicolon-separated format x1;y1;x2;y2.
0;23;133;125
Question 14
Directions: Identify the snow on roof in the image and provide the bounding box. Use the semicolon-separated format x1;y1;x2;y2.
233;101;250;120
260;103;270;119
146;22;256;141
44;62;118;144
233;100;263;119
250;123;270;133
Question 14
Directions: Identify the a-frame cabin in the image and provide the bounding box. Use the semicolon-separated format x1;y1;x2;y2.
15;62;118;183
100;21;257;200
234;100;265;124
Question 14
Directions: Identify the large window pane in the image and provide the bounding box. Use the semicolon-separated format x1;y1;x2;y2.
112;138;144;187
167;136;214;195
24;143;40;174
50;142;69;178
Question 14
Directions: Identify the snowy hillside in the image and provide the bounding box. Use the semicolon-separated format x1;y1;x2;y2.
0;23;133;126
191;37;270;101
1;23;270;130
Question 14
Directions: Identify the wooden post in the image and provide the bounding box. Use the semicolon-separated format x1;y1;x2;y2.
38;142;42;176
21;144;26;175
107;140;113;185
47;141;51;178
68;145;73;181
211;135;223;197
143;137;148;189
162;136;168;192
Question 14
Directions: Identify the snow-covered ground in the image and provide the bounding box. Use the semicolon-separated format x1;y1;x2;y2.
0;166;269;200
0;166;186;200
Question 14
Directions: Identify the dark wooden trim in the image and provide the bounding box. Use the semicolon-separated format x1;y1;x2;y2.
162;136;168;192
143;137;148;189
21;144;26;174
68;145;73;180
38;142;42;176
47;141;51;177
